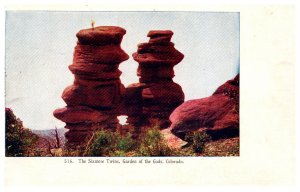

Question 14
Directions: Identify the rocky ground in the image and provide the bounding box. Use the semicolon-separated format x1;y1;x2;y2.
161;128;239;156
198;137;239;156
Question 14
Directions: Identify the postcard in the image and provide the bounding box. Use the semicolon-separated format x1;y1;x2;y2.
1;3;296;190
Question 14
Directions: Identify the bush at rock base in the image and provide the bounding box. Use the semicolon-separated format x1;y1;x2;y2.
86;130;115;156
84;125;194;157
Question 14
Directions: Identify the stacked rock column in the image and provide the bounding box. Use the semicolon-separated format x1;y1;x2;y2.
53;26;129;147
125;30;185;131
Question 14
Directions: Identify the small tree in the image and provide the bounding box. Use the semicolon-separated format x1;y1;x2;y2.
5;108;38;156
52;126;61;148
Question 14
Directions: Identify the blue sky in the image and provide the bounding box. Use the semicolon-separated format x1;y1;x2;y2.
5;11;239;130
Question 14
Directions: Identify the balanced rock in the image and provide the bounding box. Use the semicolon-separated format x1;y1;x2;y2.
148;30;174;44
133;31;184;65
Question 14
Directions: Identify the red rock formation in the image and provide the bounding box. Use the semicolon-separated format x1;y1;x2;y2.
170;74;239;141
125;30;185;131
53;26;129;147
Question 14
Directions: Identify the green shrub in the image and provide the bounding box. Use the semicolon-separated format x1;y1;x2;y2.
86;130;136;156
140;128;162;146
186;131;212;153
137;142;173;156
116;133;135;152
136;128;179;156
86;130;115;156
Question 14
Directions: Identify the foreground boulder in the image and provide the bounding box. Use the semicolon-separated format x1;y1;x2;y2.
170;74;239;141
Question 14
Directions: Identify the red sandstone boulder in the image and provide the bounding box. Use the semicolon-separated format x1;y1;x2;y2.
170;94;239;140
53;106;109;123
73;44;129;65
169;74;240;141
76;26;126;46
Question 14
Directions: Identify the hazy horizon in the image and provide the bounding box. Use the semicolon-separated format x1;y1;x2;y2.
5;11;239;130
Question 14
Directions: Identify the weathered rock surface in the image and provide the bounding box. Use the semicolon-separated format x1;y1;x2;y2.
73;44;129;64
137;64;175;82
142;82;184;105
170;74;239;141
62;81;124;108
53;106;109;124
132;51;184;65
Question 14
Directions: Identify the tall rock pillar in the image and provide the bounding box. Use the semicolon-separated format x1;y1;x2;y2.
125;30;185;132
54;26;129;147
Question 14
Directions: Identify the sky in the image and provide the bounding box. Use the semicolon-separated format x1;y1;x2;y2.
5;11;239;130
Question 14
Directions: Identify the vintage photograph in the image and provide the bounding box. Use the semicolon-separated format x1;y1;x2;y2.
5;11;240;157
